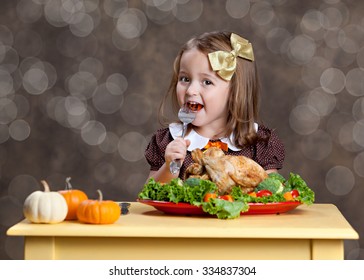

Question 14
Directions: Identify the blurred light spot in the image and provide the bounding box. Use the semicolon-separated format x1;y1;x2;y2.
151;0;176;12
301;10;323;32
81;120;107;145
325;166;355;196
265;27;291;54
0;25;14;46
301;56;330;88
83;0;100;13
9;119;31;141
323;0;341;4
22;68;49;95
52;96;70;127
8;174;40;204
307;87;336;116
116;8;147;39
352;97;364;121
121;94;153;125
69;13;95;37
345;68;364;97
225;0;250;19
67;71;98;99
0;69;14;97
118;131;147;162
44;0;69;27
0;124;9;144
353;152;364;177
353;119;364;147
172;0;203;23
94;161;116;183
106;73;128;95
320;67;345;94
24;60;57;91
16;0;43;23
46;95;64;121
300;129;332;160
287;35;316;65
300;9;326;41
65;96;87;116
60;0;86;24
0;196;23;227
289;104;320;135
0;98;17;124
99;131;119;153
0;46;19;73
320;7;343;30
250;2;275;26
338;121;363;152
338;24;364;54
92;83;124;114
18;56;41;76
67;109;91;129
112;29;140;51
103;0;128;18
145;3;175;25
79;57;104;80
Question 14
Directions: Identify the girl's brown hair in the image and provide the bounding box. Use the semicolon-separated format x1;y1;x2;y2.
159;31;262;148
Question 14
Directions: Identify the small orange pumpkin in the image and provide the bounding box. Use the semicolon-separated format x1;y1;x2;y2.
77;189;121;224
59;177;88;220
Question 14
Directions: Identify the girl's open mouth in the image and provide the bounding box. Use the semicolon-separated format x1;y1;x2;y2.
186;101;204;112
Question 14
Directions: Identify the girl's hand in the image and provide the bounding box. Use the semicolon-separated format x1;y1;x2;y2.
165;138;191;165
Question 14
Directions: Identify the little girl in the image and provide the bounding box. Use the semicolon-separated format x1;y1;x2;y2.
145;31;285;183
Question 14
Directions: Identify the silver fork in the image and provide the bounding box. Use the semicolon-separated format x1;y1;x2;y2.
169;106;196;175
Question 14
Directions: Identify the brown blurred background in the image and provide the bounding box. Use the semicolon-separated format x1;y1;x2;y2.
0;0;363;260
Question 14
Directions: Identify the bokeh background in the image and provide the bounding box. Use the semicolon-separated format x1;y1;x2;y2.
0;0;363;260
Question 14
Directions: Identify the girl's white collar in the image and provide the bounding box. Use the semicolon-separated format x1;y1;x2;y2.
169;123;258;152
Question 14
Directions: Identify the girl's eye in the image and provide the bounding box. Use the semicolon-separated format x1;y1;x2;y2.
179;76;190;83
203;80;213;86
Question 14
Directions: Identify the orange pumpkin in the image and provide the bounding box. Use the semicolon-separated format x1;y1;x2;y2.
77;189;121;224
59;177;88;220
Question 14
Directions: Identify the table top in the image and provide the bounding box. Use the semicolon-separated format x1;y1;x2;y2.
7;203;359;240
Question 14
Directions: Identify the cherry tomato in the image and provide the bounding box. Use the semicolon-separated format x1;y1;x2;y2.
283;191;294;201
219;195;233;202
248;192;257;197
256;190;272;197
203;193;217;202
291;189;299;198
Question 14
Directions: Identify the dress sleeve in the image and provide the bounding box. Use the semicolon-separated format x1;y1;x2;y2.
255;126;285;170
144;128;171;171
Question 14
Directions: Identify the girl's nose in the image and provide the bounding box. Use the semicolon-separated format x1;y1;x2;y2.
186;82;199;96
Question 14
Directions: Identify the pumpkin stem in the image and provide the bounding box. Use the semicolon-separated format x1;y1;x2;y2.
97;189;103;201
65;177;73;190
40;180;50;192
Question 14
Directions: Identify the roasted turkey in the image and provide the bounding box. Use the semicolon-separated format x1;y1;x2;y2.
185;147;268;195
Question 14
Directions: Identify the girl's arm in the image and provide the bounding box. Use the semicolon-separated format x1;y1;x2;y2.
266;169;278;174
146;164;179;183
146;138;190;183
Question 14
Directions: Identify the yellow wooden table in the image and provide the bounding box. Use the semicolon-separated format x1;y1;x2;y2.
7;203;358;260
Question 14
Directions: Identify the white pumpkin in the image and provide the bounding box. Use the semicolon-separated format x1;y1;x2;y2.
23;180;68;224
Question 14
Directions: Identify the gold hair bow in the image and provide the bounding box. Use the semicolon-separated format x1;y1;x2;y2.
208;33;254;81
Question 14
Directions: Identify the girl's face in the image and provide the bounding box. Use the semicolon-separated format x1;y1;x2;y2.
176;48;230;138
